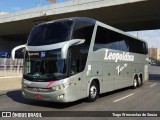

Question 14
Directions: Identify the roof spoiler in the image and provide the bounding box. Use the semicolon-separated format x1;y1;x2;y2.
11;44;26;60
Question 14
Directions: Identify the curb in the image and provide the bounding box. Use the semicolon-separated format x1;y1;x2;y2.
0;90;8;96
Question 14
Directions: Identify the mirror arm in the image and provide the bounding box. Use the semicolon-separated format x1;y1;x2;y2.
61;39;85;59
12;44;26;60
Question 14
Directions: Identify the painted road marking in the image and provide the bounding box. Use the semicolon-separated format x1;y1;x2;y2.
113;93;134;102
149;83;157;87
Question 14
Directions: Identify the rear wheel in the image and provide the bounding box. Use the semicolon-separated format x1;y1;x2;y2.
137;77;142;87
87;81;99;102
132;78;138;89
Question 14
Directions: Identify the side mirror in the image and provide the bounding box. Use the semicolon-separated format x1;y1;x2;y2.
61;39;85;59
12;44;26;60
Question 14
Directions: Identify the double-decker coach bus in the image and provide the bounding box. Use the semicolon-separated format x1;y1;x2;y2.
12;17;148;102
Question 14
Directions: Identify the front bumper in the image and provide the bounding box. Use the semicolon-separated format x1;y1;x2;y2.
22;87;73;103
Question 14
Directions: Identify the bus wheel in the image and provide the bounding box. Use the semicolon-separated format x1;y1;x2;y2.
87;81;98;102
138;77;142;87
132;78;138;89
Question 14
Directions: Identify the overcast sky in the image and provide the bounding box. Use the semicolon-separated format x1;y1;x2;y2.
0;0;160;48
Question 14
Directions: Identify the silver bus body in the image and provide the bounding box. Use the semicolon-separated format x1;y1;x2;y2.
19;17;148;102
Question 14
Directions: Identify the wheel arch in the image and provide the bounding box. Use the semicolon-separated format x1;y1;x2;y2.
139;73;143;81
138;73;143;86
133;73;139;80
87;77;101;97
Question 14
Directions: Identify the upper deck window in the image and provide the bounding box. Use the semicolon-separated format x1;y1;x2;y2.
72;20;95;46
27;20;73;46
94;26;148;55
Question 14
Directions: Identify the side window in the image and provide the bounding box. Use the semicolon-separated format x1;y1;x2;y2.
93;26;107;51
138;41;144;54
107;30;119;50
72;21;95;46
70;21;95;74
69;46;80;76
143;42;148;54
70;59;79;75
94;26;147;54
94;26;129;52
127;37;135;53
119;35;129;52
69;45;86;76
127;37;148;54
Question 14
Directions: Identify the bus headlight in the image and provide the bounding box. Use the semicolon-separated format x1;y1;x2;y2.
51;83;70;91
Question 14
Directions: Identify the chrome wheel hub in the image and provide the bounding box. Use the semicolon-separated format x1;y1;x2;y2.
134;79;137;87
90;86;97;98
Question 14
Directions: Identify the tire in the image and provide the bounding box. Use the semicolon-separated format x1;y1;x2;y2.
137;77;142;87
132;78;138;89
87;81;99;102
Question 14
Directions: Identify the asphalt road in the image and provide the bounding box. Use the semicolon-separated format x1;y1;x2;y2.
0;65;160;120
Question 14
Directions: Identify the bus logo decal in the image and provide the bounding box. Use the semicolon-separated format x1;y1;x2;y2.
104;49;134;62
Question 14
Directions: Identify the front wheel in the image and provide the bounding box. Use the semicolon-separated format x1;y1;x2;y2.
87;81;99;102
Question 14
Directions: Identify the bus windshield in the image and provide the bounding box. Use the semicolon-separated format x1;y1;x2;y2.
27;20;73;46
23;49;67;82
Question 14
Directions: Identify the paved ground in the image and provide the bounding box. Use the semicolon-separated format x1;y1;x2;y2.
0;65;160;120
0;76;21;91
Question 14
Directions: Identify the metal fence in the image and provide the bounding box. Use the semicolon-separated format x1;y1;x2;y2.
0;58;23;77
